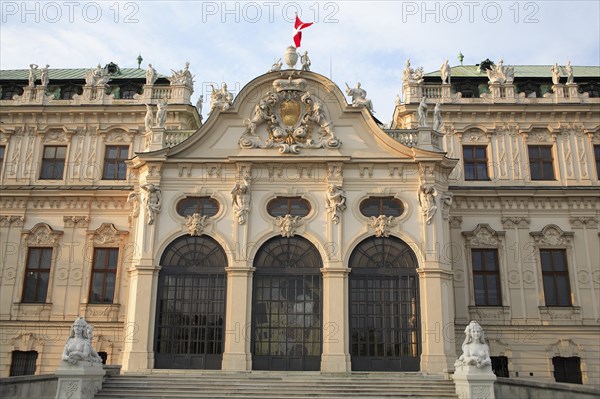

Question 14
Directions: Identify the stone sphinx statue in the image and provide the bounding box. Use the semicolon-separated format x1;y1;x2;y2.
455;320;492;369
61;317;103;366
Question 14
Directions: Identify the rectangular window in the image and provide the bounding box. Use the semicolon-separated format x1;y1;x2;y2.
553;356;582;384
10;351;38;376
89;248;119;304
528;145;555;180
472;249;502;306
22;248;53;303
541;249;572;306
40;145;67;180
0;145;5;177
102;145;129;180
594;145;600;180
463;145;490;181
491;355;509;378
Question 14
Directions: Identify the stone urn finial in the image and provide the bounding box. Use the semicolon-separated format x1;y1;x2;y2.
285;46;299;69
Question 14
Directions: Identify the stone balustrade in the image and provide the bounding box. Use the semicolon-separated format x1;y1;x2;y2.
402;82;597;105
2;83;192;106
386;128;444;151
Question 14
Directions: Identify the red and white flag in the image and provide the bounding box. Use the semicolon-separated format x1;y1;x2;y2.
293;15;313;48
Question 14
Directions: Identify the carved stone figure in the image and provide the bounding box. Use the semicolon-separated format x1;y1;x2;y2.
485;59;507;84
403;59;424;84
238;78;341;154
505;66;515;84
231;176;251;225
169;61;194;89
551;63;561;85
269;59;283;72
565;61;574;84
276;214;301;237
455;321;492;368
186;213;208;236
419;185;437;224
345;82;374;113
417;97;428;127
146;63;158;85
155;98;167;128
85;64;110;86
28;64;38;87
141;183;161;225
144;104;154;131
325;185;346;224
300;51;311;71
369;215;396;237
127;192;140;218
210;83;234;113
440;59;451;84
61;317;102;365
432;102;442;131
40;64;50;87
441;192;453;220
196;95;203;117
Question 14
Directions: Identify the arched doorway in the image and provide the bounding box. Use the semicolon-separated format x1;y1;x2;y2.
154;235;227;369
349;236;420;371
252;236;323;371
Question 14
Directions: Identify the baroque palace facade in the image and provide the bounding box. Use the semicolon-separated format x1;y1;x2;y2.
0;56;599;385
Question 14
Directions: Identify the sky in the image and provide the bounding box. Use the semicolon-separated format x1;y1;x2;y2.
1;0;599;122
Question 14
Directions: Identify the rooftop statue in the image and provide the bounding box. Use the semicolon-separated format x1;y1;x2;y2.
209;83;234;113
565;61;575;84
551;62;561;85
485;59;509;84
40;64;50;87
300;51;311;71
403;59;424;84
269;59;283;72
85;64;110;86
440;59;451;84
28;64;38;87
146;63;158;85
169;61;194;90
345;82;375;113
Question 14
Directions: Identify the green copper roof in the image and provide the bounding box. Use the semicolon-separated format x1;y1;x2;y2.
0;67;164;81
425;65;600;78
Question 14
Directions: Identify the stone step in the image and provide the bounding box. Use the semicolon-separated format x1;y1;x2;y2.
95;373;457;399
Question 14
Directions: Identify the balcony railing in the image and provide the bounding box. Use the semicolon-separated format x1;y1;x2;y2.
402;82;596;105
2;83;192;106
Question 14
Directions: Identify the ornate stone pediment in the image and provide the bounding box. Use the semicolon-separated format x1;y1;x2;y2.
90;223;127;246
463;224;503;247
23;223;63;246
239;77;341;154
530;225;573;247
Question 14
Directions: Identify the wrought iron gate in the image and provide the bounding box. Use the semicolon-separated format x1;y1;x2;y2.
252;236;323;371
154;235;227;369
349;236;420;371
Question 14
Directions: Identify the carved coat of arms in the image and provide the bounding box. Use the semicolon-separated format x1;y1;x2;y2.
239;77;341;153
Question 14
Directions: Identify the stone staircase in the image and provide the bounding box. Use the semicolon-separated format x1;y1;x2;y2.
94;371;458;399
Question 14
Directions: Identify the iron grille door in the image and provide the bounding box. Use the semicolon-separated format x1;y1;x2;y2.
349;236;420;371
251;236;323;371
154;235;227;369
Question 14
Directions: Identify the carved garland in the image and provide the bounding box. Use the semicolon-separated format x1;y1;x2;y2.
239;77;341;154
